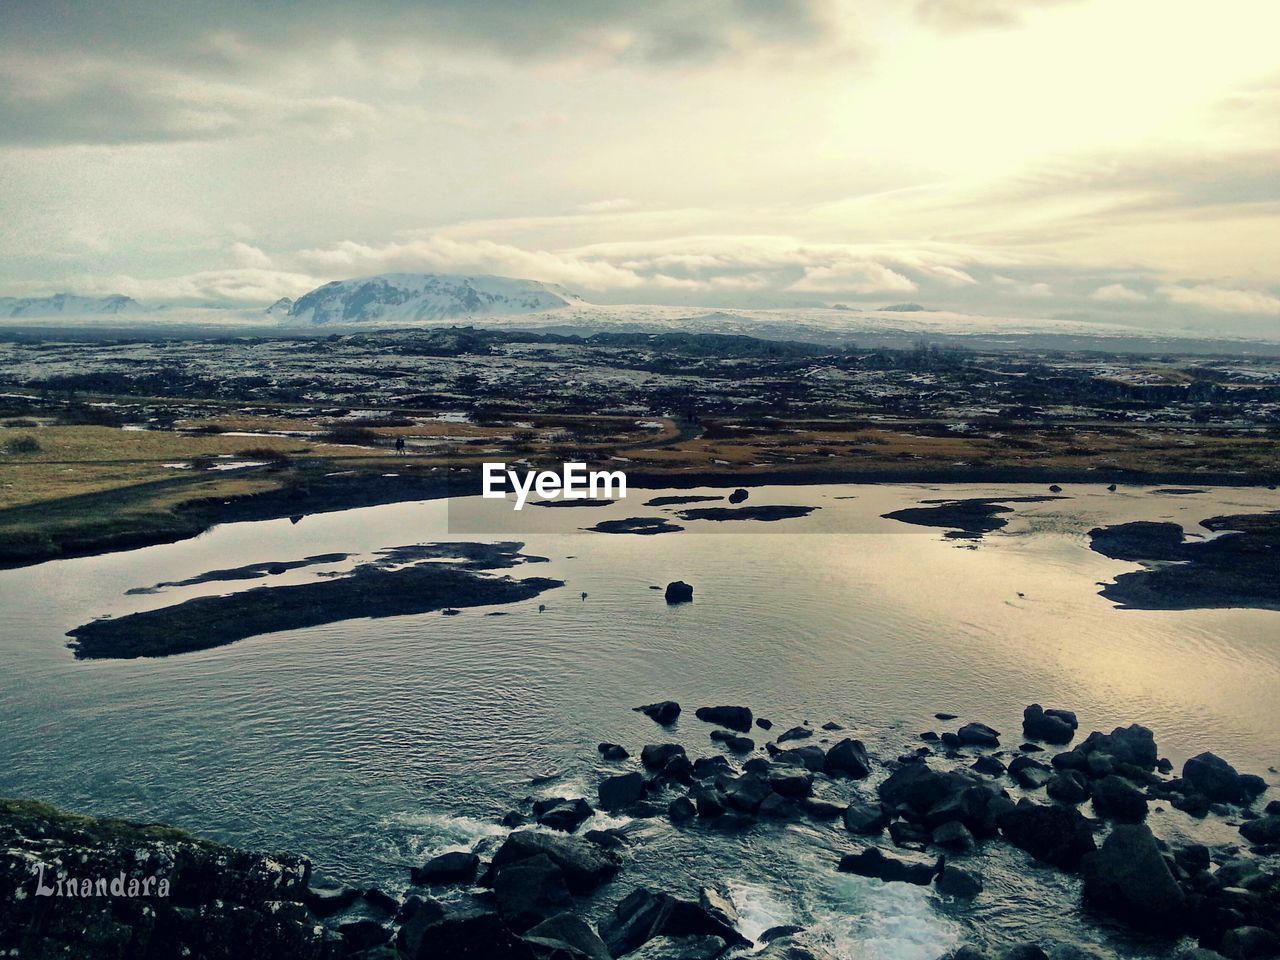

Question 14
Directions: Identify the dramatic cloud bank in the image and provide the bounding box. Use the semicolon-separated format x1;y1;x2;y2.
1;0;1277;336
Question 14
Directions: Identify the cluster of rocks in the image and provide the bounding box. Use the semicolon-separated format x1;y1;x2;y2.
5;698;1278;960
324;697;1278;959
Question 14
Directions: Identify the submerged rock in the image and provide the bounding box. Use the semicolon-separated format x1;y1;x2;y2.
635;701;682;726
694;705;753;733
837;847;940;885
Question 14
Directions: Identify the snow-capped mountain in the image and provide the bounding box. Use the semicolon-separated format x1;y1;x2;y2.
265;296;294;317
284;273;579;324
0;293;141;318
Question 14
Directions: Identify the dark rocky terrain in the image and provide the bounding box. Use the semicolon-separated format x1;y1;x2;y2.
1089;511;1280;610
7;700;1277;960
0;798;342;959
67;542;560;658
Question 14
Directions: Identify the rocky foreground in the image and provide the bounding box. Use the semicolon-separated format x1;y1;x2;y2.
3;702;1279;960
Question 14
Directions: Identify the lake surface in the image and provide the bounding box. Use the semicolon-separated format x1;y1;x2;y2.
1;482;1277;959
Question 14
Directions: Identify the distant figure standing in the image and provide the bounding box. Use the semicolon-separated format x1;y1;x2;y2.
394;436;406;456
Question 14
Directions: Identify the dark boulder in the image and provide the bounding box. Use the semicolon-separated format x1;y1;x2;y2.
668;796;696;822
641;744;687;770
599;772;646;811
692;756;731;779
935;863;983;899
998;799;1097;870
710;730;755;752
800;797;845;820
844;801;889;835
770;773;814;798
1239;815;1280;845
1022;705;1076;745
691;786;726;819
1078;725;1159;771
758;793;799;820
1008;756;1053;790
665;582;694;604
598;742;630;761
698;885;740;929
1090;776;1148;822
777;726;813;743
1220;927;1280;960
622;935;728;959
598;887;751;958
522;914;611;960
340;918;392;952
635;701;682;726
772;744;826;772
399;898;535;960
878;762;975;820
1183;753;1253;804
889;820;931;850
824;739;873;779
695;705;754;733
1081;823;1185;935
972;756;1007;777
305;880;361;917
411;851;480;886
492;855;573;931
957;723;1001;748
537;798;594;833
760;925;805;943
837;847;940;885
723;773;771;813
490;831;621;895
1046;771;1091;805
932;821;976;851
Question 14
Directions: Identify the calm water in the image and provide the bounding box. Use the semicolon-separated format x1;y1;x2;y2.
1;483;1277;959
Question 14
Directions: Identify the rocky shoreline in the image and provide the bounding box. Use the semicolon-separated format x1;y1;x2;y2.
1087;512;1280;611
4;701;1277;960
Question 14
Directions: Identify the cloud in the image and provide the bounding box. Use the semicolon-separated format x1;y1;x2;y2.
1159;283;1280;315
914;0;1082;33
1091;283;1147;303
787;262;917;294
0;1;850;72
291;236;651;291
0;57;379;146
69;268;319;304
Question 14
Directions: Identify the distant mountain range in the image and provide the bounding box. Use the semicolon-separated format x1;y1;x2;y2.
284;273;579;324
0;293;141;318
2;274;1275;354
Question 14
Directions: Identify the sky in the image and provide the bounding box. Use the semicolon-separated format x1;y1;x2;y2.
1;0;1278;336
